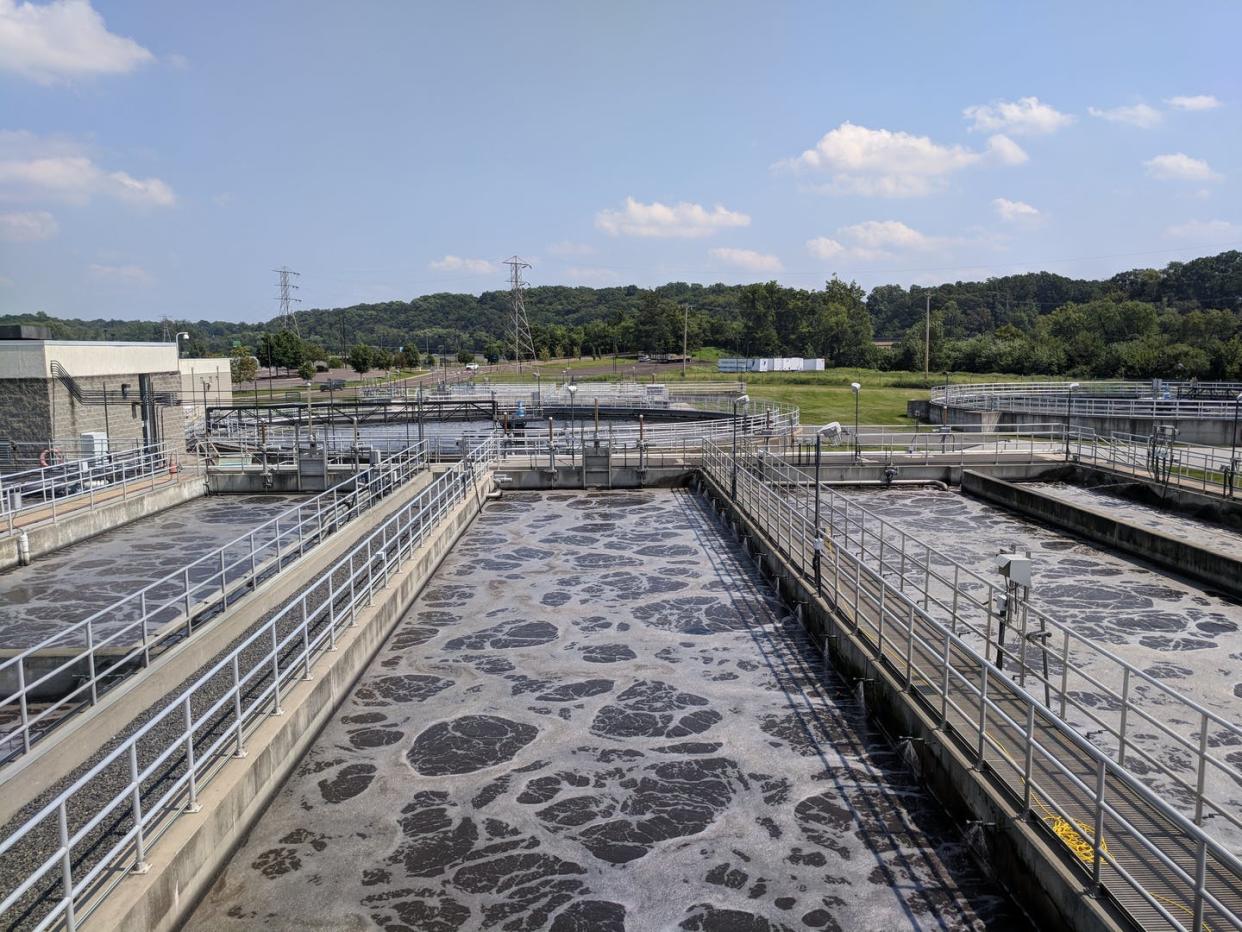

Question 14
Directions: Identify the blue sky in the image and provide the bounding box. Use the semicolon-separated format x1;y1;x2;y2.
0;0;1238;323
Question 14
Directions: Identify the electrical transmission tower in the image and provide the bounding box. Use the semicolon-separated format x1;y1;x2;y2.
274;266;302;335
504;255;535;372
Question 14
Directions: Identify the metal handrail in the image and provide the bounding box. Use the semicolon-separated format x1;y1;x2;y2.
730;445;1242;847
0;438;496;932
0;442;429;763
701;440;1242;931
934;380;1242;421
0;444;190;539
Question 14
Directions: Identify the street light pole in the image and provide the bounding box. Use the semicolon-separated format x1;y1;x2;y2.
850;382;861;462
731;393;750;499
1065;381;1080;460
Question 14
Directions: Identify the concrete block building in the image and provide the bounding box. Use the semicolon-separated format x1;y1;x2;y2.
0;326;196;467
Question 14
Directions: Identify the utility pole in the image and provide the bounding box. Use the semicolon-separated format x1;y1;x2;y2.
924;294;931;382
504;256;536;372
682;304;691;377
274;266;302;336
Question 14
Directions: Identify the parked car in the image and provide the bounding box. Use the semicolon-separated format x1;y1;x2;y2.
319;378;347;391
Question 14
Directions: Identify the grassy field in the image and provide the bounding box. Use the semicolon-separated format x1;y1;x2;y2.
494;357;1048;424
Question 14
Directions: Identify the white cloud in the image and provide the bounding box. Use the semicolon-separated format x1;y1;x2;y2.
548;240;595;256
709;247;782;272
775;122;1023;197
992;197;1040;222
1167;95;1222;111
428;255;495;274
808;220;941;262
595;196;749;238
1088;103;1163;128
806;236;845;259
986;134;1028;165
565;266;620;284
1165;219;1241;240
0;0;154;84
1144;153;1221;182
0;208;57;241
963;97;1074;135
0;131;175;206
87;262;152;285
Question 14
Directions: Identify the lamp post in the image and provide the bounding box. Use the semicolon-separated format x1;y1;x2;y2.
175;331;189;358
731;393;750;499
567;383;578;462
850;382;861;461
1064;381;1080;460
1230;391;1242;497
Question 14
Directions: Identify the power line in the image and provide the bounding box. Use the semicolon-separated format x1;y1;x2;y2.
504;255;536;371
274;266;302;335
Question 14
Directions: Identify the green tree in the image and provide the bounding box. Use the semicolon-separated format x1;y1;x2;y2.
296;361;315;382
229;345;258;385
347;343;374;375
456;349;475;365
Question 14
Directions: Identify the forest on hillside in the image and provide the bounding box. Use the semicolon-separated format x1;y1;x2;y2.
4;250;1242;380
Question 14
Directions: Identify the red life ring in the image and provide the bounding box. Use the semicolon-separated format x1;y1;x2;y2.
168;453;181;475
39;448;63;468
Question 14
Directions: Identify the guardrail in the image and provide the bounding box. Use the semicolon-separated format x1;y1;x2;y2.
934;380;1242;421
0;444;193;539
1071;431;1239;496
0;442;428;764
725;444;1242;849
701;440;1242;931
197;395;800;460
0;438;495;931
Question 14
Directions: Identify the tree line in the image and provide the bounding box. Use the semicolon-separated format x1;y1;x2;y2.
4;250;1240;380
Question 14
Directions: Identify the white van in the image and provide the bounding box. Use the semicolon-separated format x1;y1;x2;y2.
464;362;479;372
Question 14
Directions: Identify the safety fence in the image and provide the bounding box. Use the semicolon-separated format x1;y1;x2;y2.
731;444;1242;848
0;438;495;931
701;440;1242;931
0;442;428;765
933;380;1242;421
0;445;193;539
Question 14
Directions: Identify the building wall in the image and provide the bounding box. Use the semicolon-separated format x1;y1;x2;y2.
47;371;187;456
0;340;179;379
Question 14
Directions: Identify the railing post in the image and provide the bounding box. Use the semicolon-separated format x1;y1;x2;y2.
1091;759;1106;890
232;655;246;758
904;602;914;686
1022;702;1035;811
1117;667;1130;766
270;625;283;715
140;590;149;666
219;549;228;609
939;629;951;726
976;665;989;766
1059;631;1070;718
249;530;257;581
58;802;76;931
183;567;193;636
85;618;97;704
128;743;150;873
1193;837;1208;932
17;659;30;755
183;697;201;812
1195;711;1209;825
301;595;312;680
